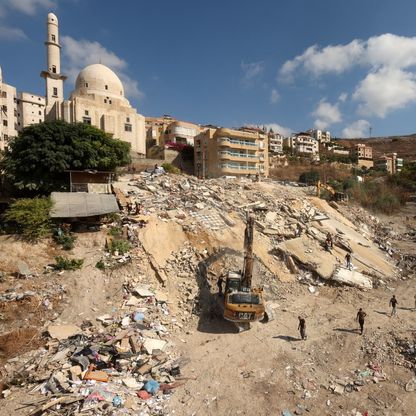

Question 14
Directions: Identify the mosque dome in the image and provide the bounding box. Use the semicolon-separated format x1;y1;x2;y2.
74;64;125;98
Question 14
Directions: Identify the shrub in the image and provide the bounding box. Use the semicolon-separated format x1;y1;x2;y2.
3;197;52;241
108;226;123;237
107;239;131;255
299;170;320;185
161;163;180;174
347;180;406;214
53;256;84;271
95;260;106;270
53;231;76;250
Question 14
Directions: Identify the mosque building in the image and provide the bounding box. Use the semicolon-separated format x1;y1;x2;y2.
0;13;146;154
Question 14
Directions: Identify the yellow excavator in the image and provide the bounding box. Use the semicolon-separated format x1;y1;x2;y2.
223;215;265;325
316;180;348;202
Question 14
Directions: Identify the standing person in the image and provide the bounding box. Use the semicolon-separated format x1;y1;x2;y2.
345;253;352;270
389;294;398;317
414;294;416;312
356;308;366;335
217;275;224;296
326;233;333;249
298;316;307;340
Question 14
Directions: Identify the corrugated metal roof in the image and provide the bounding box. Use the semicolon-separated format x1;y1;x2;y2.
50;192;119;218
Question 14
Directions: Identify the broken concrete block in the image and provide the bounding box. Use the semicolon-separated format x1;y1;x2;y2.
122;377;143;389
143;338;167;355
332;268;373;290
48;324;81;340
133;286;155;297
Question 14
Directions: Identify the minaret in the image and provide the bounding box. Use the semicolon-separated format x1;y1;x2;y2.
41;12;67;119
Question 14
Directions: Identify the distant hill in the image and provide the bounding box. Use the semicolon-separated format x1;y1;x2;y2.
336;134;416;160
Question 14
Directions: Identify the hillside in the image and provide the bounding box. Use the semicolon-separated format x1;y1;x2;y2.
337;134;416;160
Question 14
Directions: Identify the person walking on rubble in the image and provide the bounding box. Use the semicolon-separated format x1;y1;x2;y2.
356;308;366;335
414;294;416;312
298;316;307;340
345;253;352;270
389;294;398;317
326;233;333;249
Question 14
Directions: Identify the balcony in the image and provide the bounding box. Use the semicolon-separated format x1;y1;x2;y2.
217;136;258;150
219;162;258;175
218;150;259;162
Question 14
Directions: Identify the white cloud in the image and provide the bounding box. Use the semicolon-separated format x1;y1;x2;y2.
312;99;342;129
279;33;416;118
241;61;264;85
270;88;280;104
353;67;416;117
61;36;144;100
338;92;348;102
279;40;364;81
262;123;293;137
342;120;370;138
4;0;56;15
0;25;27;40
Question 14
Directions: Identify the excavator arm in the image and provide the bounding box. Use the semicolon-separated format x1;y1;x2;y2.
241;215;254;289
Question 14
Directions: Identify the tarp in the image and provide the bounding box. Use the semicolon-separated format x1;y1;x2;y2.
50;192;119;218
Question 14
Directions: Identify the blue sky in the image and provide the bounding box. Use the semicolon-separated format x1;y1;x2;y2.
1;0;416;138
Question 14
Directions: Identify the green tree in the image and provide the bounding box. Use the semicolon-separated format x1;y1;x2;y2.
299;170;320;185
2;121;131;193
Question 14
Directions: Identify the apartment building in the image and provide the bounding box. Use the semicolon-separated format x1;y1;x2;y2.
194;126;268;178
308;129;331;143
0;68;18;151
375;153;403;174
286;134;319;156
351;144;373;168
268;132;284;154
17;92;45;129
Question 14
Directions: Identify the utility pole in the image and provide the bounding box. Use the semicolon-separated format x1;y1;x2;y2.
369;126;372;138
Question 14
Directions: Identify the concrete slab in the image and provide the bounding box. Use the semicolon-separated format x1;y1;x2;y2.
48;324;81;340
332;268;373;289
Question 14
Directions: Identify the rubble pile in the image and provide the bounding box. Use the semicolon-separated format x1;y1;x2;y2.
1;282;186;415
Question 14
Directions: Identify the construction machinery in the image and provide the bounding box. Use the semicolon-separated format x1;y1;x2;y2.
223;215;265;324
316;180;348;202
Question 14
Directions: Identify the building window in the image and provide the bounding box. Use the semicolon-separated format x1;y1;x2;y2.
3;120;7;127
52;65;57;73
39;111;42;115
105;85;108;90
83;117;91;125
85;110;89;115
53;87;58;97
104;99;107;103
109;100;112;104
85;83;89;88
2;105;7;112
4;134;8;141
51;34;56;42
1;91;7;98
125;123;132;132
39;119;42;123
126;117;130;122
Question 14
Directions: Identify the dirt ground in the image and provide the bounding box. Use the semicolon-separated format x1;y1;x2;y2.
0;180;415;416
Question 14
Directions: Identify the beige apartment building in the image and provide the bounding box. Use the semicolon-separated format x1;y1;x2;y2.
375;153;403;174
145;115;200;149
285;134;319;157
269;132;284;154
194;126;268;178
0;68;18;151
17;92;45;129
351;144;373;168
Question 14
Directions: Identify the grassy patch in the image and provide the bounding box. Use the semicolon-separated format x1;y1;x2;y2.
53;256;84;271
107;239;131;255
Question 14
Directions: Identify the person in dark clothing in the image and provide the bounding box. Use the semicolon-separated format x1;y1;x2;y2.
217;275;224;296
298;316;307;340
345;253;352;270
326;233;333;249
356;308;366;335
389;294;398;317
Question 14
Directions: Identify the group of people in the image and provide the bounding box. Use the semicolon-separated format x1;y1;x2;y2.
322;232;354;271
298;294;406;340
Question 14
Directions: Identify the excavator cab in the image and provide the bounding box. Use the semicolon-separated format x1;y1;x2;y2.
223;216;265;323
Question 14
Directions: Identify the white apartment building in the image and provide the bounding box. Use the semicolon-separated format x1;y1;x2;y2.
308;129;331;143
268;132;284;153
286;134;319;155
17;92;45;129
